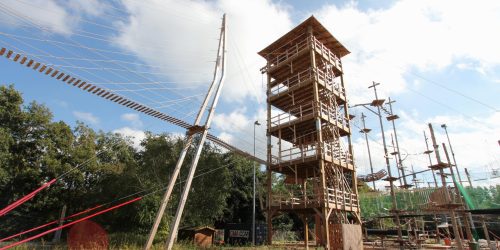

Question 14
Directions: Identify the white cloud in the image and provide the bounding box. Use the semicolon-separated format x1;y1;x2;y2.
111;0;500;180
65;0;108;17
212;107;267;159
0;0;109;35
213;108;249;132
120;113;143;128
316;0;500;102
0;0;74;35
113;126;146;150
352;111;500;188
113;0;292;103
73;111;99;125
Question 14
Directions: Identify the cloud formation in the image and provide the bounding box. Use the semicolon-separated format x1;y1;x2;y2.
0;0;108;35
316;0;500;102
121;113;143;128
113;126;146;150
73;111;99;125
113;0;292;103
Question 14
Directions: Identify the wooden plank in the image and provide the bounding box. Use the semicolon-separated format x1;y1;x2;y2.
86;86;96;92
92;87;101;94
77;81;86;88
39;65;47;72
96;89;106;96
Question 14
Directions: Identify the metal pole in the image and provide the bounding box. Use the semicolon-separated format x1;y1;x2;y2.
253;120;260;246
143;14;227;250
441;124;464;185
360;113;376;191
165;14;227;250
369;81;403;248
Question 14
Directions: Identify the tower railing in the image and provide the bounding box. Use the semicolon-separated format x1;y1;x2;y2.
311;36;342;71
270;141;353;166
270;101;349;129
268;186;358;210
263;36;342;73
269;67;344;98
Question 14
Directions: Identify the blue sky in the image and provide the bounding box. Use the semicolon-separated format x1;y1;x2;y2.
0;0;499;188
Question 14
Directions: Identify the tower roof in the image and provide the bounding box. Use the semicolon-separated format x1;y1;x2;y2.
258;16;350;59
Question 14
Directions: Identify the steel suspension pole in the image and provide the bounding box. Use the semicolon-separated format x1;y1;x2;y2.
165;14;227;250
144;14;227;250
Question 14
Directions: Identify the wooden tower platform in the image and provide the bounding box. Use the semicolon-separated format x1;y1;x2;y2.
259;16;362;250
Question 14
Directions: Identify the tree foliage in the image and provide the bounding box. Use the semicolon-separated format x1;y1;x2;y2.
0;85;262;239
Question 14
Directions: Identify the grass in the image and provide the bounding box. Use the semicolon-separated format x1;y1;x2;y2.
2;232;297;250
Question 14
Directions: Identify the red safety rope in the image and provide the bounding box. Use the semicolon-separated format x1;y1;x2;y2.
0;204;103;242
0;179;57;217
0;197;141;250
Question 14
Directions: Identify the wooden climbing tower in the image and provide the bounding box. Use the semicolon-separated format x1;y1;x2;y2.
259;16;362;249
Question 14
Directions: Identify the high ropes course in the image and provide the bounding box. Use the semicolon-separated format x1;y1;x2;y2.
0;7;263;249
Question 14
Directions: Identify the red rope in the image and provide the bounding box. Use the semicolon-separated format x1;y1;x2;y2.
0;179;57;217
0;197;141;250
0;204;103;242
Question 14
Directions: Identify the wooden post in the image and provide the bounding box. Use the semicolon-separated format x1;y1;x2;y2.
465;168;473;188
52;205;66;243
361;113;376;191
370;82;403;249
387;97;408;187
443;143;474;243
428;123;463;250
424;131;437;187
304;215;309;250
480;216;493;250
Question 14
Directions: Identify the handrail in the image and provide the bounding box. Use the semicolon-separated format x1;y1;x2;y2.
267;183;358;209
270;102;315;127
312;36;342;69
270;100;350;129
271;141;353;165
264;36;343;72
270;68;313;96
269;67;345;98
327;188;359;208
266;38;310;69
